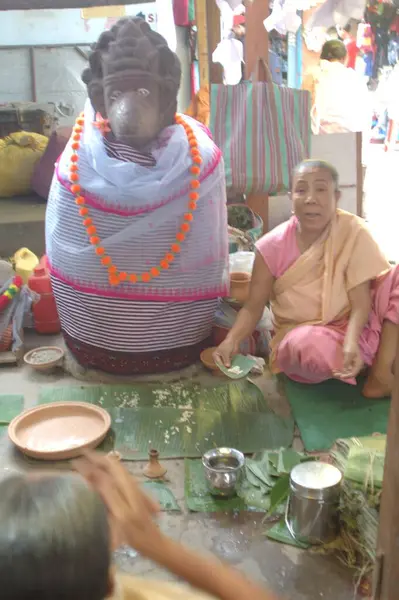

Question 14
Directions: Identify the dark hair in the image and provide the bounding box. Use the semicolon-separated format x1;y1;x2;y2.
320;40;347;62
293;159;340;191
343;24;352;33
0;474;111;600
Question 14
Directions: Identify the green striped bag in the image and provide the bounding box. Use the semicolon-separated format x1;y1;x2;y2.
210;79;311;195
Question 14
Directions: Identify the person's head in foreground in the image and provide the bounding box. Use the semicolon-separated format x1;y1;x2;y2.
291;159;340;234
320;39;347;63
0;455;278;600
81;16;181;149
0;472;112;600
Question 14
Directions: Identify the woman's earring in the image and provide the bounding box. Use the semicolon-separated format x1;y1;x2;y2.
93;112;111;136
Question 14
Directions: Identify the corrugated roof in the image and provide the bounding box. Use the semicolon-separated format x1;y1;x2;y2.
0;0;153;10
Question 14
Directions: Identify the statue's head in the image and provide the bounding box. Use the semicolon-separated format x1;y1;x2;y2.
82;17;181;149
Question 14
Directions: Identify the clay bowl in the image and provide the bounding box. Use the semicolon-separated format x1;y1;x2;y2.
229;271;251;306
200;347;218;371
8;402;111;460
24;346;65;372
200;347;226;378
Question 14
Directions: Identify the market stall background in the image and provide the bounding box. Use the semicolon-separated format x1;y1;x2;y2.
0;0;154;7
0;2;191;125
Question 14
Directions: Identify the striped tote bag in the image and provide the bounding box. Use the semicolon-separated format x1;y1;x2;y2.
210;76;311;195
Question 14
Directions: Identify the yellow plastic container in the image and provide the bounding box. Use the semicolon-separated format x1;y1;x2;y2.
13;248;39;285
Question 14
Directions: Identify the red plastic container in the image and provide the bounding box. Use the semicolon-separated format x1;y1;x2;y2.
28;256;61;334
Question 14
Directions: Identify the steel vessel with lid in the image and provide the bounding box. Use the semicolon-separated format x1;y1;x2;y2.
285;461;342;545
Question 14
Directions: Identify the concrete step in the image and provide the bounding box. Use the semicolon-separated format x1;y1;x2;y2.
0;195;46;258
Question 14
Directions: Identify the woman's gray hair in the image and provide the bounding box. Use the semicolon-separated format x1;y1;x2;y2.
293;159;340;191
0;472;111;600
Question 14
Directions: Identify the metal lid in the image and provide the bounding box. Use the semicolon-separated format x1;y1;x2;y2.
290;462;342;501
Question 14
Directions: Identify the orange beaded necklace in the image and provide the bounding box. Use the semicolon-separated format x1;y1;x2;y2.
68;113;202;287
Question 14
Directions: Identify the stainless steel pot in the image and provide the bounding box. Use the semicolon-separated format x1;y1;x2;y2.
202;447;245;498
285;462;342;545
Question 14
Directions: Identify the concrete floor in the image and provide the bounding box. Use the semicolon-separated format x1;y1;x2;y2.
0;331;360;600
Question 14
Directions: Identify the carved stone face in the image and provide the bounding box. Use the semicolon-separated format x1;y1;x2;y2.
83;17;181;149
103;72;163;149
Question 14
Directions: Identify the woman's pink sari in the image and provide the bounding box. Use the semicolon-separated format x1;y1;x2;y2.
256;210;399;384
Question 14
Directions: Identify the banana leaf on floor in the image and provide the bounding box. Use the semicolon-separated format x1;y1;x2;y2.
38;382;294;460
38;380;269;413
108;406;294;460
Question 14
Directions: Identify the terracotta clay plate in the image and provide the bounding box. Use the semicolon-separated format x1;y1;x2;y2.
8;402;111;460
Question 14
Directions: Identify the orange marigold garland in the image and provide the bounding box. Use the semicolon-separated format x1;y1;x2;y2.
69;113;201;286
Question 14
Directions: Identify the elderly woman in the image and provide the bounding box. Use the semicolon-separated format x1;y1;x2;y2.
0;454;278;600
215;160;399;398
45;18;228;376
302;40;370;134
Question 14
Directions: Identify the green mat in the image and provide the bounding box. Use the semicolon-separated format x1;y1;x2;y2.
284;376;390;452
38;383;294;461
0;395;24;431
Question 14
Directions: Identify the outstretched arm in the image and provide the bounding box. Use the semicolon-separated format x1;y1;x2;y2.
214;253;274;367
346;281;372;343
148;536;279;600
333;280;371;379
74;453;280;600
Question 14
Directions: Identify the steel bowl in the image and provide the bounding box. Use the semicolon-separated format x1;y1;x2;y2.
202;447;245;498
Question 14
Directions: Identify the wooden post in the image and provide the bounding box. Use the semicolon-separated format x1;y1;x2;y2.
194;0;222;88
195;0;210;88
356;132;363;218
373;332;399;599
245;0;269;77
206;0;222;84
245;0;270;233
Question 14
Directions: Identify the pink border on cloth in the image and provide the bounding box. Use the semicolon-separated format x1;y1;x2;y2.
48;263;229;302
56;146;222;217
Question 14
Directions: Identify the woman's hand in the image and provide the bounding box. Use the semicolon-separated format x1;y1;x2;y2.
213;336;239;368
213;255;274;368
74;452;280;600
333;338;364;380
333;281;370;380
73;452;163;556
